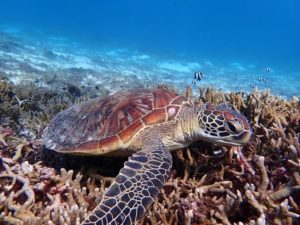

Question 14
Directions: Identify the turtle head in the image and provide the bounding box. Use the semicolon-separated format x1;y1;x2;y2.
196;103;252;146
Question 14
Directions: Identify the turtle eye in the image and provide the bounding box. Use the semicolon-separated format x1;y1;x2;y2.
225;120;243;134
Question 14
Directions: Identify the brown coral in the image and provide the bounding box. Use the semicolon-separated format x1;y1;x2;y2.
0;85;299;225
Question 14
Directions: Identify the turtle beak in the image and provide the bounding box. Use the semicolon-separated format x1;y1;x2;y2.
228;130;252;146
212;130;252;146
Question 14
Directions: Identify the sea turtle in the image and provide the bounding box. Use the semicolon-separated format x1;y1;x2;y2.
42;88;252;225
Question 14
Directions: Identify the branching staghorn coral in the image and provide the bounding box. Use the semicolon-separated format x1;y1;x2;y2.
0;158;105;225
0;84;299;225
0;127;13;147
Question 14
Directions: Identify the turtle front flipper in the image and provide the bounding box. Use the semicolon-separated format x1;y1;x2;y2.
82;143;172;225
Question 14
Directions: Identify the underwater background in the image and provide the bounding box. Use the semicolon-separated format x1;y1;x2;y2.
1;1;300;225
0;0;299;98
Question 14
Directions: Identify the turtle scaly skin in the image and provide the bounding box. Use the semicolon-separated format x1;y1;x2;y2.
42;89;252;225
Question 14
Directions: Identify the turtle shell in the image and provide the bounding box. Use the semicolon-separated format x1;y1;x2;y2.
42;88;187;155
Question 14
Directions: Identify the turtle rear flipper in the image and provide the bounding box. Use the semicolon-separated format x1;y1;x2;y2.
82;143;172;225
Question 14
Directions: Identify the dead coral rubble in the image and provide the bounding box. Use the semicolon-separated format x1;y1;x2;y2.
0;85;299;225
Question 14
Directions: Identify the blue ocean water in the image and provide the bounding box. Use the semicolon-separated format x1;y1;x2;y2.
0;0;299;98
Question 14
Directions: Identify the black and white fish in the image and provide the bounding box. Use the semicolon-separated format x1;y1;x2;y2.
265;67;271;73
194;72;204;81
257;77;267;83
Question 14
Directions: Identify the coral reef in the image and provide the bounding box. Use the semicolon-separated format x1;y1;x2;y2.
0;82;299;225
